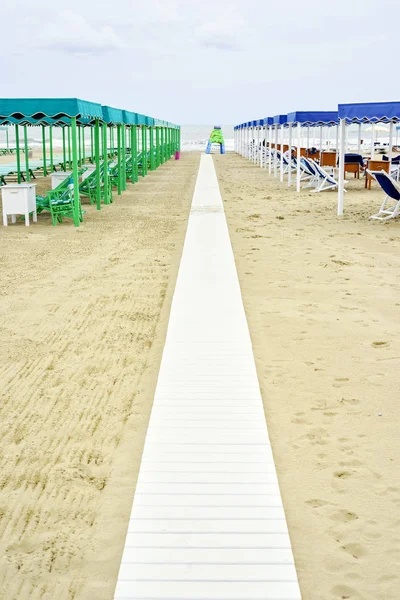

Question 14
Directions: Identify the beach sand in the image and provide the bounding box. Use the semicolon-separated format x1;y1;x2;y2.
0;152;200;600
214;153;400;600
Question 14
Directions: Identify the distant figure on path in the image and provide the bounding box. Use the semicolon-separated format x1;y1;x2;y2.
206;126;226;154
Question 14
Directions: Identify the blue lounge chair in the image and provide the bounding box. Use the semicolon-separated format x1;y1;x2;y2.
367;170;400;221
300;157;320;188
309;158;343;192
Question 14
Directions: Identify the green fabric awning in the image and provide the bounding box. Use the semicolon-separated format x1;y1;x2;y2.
101;105;124;125
123;110;138;126
135;113;147;126
0;98;103;125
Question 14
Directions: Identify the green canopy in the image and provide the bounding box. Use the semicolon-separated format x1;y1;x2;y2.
101;105;124;125
0;98;103;125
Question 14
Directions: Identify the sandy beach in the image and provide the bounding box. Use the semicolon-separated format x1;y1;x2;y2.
214;153;400;600
0;152;200;600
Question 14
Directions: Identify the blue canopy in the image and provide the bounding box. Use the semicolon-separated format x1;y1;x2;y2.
264;117;274;126
338;102;400;123
286;111;338;126
256;119;264;126
273;114;287;125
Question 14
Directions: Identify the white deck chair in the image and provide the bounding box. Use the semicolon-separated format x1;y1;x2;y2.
367;169;400;221
309;158;343;192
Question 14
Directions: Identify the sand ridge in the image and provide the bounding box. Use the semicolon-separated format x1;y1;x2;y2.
214;153;400;600
0;152;200;600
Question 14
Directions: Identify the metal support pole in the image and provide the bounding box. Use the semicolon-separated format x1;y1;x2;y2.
156;127;160;167
90;127;94;163
15;124;21;184
288;123;292;187
103;122;110;205
142;126;147;175
24;126;30;181
95;118;101;209
337;118;346;216
71;116;80;227
78;124;81;166
121;124;126;191
82;127;85;165
150;127;155;170
389;122;394;164
68;126;72;169
62;127;66;171
371;124;375;159
117;124;122;194
130;127;135;183
296;124;301;193
49;126;54;173
268;126;272;174
42;125;47;177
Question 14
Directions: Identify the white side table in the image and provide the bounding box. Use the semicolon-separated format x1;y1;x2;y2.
51;171;71;189
2;183;37;226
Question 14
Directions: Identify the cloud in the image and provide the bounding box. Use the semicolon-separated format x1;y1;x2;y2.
195;20;243;51
36;10;125;54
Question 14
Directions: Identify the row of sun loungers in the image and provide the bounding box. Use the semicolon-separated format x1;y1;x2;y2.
246;144;400;221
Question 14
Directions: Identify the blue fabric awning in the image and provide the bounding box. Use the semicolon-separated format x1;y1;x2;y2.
338;102;400;123
264;117;274;125
256;119;264;126
273;114;287;125
286;111;338;126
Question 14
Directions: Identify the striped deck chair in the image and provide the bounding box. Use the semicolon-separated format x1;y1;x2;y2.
309;159;342;192
300;158;319;188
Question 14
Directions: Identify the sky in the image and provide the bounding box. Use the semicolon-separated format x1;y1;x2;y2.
2;0;398;124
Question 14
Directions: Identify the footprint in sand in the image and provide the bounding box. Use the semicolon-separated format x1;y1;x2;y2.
340;542;367;560
372;341;389;348
331;583;364;599
305;498;332;508
329;509;359;523
340;398;360;406
299;428;330;446
334;471;353;480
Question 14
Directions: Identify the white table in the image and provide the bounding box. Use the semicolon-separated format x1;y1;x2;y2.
51;171;71;189
2;183;37;226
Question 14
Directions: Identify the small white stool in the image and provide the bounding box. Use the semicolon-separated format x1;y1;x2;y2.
2;183;37;226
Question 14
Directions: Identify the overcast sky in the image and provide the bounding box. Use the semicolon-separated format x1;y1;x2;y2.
2;0;398;124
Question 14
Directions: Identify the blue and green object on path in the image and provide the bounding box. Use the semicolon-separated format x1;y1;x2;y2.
206;126;225;154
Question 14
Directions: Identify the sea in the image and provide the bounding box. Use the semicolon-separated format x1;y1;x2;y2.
0;125;235;152
0;124;397;152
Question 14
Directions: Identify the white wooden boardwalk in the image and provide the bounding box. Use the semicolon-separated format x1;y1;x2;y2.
114;155;301;600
